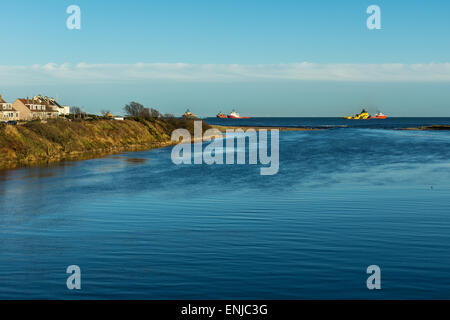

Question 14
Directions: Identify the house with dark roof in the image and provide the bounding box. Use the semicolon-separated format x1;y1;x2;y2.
12;96;59;120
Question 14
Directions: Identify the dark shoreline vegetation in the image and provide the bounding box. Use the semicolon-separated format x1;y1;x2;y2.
0;116;211;170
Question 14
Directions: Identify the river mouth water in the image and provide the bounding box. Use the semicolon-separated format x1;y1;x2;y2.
1;118;450;299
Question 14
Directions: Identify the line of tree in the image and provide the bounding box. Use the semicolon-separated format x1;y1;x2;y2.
70;102;178;121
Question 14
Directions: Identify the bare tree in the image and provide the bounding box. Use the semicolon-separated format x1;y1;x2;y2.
71;106;82;119
100;110;111;116
149;108;160;118
124;102;149;117
71;106;83;115
70;106;87;119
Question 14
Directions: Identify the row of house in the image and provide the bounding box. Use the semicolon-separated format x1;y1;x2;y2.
0;95;70;122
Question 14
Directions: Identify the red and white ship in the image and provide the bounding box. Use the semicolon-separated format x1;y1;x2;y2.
227;110;250;119
370;112;387;119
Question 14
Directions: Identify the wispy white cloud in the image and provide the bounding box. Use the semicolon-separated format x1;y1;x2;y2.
1;62;450;85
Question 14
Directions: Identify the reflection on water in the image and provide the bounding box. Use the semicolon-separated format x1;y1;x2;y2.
125;158;148;164
1;125;450;299
0;162;75;181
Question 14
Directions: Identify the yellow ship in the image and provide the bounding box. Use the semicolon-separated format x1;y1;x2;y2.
182;109;198;119
344;109;370;120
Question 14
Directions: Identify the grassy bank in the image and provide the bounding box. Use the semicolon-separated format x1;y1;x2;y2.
0;117;210;170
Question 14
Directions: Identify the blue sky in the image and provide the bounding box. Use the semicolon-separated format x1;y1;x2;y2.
0;0;449;116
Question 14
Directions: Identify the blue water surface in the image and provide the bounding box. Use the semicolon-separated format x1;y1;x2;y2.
0;118;450;299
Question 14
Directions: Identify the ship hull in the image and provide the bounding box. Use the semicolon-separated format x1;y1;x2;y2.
228;115;250;119
370;116;387;119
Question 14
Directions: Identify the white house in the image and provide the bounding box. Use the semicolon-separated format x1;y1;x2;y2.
41;96;70;115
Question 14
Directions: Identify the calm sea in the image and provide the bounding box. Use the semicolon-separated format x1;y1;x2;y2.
1;118;450;299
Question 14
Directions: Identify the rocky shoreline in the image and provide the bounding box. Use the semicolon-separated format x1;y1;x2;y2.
211;125;323;132
400;125;450;131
